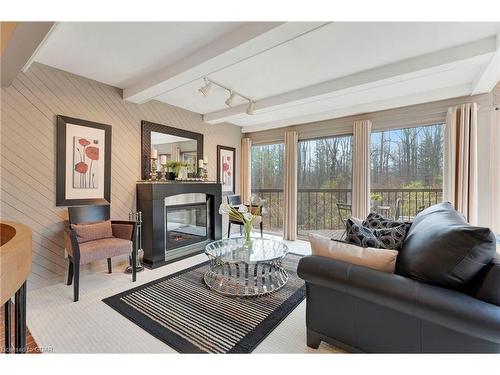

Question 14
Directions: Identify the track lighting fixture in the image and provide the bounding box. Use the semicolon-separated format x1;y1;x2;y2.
198;79;213;97
246;101;255;115
199;77;255;115
225;90;236;107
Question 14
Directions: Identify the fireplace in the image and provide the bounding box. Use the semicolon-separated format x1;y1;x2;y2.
137;181;222;269
165;193;208;251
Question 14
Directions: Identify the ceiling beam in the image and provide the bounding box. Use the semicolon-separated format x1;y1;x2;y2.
471;33;500;95
123;22;328;104
203;36;497;125
0;22;55;87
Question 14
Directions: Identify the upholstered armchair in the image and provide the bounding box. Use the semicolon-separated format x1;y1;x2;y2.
64;205;137;302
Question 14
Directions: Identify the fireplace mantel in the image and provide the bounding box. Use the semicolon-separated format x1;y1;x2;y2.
137;181;222;268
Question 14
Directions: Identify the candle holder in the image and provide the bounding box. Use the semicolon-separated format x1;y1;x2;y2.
203;162;208;181
150;158;158;181
160;163;168;181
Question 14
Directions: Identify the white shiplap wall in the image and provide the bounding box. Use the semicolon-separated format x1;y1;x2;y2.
0;63;242;288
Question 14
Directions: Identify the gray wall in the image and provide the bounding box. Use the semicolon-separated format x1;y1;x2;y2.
0;62;242;288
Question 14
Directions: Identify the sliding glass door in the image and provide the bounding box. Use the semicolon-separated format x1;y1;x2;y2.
297;135;352;239
370;123;444;220
250;143;285;234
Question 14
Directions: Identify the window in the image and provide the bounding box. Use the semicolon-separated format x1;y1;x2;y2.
297;135;353;239
251;143;285;234
370;123;444;220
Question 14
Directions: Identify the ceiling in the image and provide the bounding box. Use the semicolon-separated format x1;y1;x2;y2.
32;22;500;132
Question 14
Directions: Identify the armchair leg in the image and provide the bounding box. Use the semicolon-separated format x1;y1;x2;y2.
107;258;112;274
73;260;80;302
227;223;231;238
307;328;321;349
66;259;74;286
260;221;263;238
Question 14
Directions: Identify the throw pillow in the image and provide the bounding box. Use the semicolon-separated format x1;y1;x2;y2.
363;212;411;233
345;218;407;250
396;202;496;289
309;233;398;273
71;220;113;243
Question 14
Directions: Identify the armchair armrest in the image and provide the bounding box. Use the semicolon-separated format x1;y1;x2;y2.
111;220;136;241
63;221;80;259
298;255;500;343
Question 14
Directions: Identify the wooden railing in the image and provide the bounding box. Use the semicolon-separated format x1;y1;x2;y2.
251;188;442;235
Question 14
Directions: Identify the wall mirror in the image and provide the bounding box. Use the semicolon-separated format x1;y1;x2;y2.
141;120;204;180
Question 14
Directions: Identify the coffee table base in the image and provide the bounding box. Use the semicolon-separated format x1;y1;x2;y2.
204;260;288;297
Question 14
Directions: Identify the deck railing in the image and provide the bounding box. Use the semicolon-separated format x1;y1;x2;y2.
251;187;443;236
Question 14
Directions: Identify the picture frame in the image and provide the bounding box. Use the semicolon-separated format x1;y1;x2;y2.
56;115;112;206
217;145;236;195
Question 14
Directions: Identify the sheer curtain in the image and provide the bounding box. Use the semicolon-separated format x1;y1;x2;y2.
352;120;372;219
283;131;298;240
443;103;478;224
490;108;500;233
240;137;252;204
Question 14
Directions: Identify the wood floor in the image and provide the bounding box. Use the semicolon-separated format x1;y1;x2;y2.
0;301;39;354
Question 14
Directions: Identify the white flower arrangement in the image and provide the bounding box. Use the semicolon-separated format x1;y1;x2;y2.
219;194;266;243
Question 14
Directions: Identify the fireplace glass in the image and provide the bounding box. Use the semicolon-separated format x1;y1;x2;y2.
166;204;207;250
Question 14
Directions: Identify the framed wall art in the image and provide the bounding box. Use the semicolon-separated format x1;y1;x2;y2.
56;115;112;206
217;145;236;195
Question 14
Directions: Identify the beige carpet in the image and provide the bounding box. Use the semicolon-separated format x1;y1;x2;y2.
26;238;344;353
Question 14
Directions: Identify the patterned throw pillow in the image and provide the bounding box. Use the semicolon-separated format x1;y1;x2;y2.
345;218;407;250
362;212;412;233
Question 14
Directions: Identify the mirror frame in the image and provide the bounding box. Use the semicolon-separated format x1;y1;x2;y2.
141;120;204;180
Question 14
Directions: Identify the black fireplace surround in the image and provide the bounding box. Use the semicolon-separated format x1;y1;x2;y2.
137;181;222;268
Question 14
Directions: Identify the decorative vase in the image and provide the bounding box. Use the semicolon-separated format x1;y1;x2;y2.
244;221;253;246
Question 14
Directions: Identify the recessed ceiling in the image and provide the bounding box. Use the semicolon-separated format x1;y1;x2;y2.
32;22;500;132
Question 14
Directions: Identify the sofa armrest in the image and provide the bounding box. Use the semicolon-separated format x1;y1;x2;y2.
298;255;500;343
111;220;136;241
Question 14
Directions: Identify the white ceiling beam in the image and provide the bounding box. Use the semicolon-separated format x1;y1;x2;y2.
1;22;55;87
471;33;500;95
203;36;497;124
123;22;328;104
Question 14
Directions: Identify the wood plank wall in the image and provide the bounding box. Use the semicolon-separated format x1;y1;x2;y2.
0;63;242;289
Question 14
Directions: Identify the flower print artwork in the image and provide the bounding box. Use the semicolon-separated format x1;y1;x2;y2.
73;137;99;189
218;146;235;194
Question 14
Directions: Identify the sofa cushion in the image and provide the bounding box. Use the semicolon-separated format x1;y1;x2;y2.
465;254;500;307
396;202;496;289
71;220;113;243
78;237;132;264
345;219;407;250
309;233;398;273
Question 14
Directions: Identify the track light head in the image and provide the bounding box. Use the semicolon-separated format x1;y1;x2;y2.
246;100;255;115
225;90;236;107
198;79;213;97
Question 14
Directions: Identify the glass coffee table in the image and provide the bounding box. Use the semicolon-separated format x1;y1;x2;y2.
204;238;289;297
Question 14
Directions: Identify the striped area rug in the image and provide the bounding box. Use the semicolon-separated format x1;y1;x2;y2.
103;254;305;353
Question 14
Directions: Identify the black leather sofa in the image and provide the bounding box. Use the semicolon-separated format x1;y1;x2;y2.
297;203;500;353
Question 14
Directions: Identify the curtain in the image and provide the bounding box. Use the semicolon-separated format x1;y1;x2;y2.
283;131;298;240
172;145;181;162
240;137;252;204
443;103;478;224
490;108;500;233
352;120;372;219
283;131;299;241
